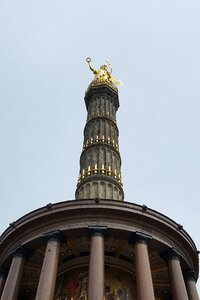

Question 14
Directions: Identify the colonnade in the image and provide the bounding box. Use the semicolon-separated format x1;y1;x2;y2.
0;229;199;300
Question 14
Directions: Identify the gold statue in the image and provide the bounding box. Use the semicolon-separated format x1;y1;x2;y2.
86;57;122;87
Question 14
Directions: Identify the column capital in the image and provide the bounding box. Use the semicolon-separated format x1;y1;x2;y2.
129;232;152;245
184;270;198;282
88;226;107;237
162;248;181;262
43;230;64;243
11;245;26;258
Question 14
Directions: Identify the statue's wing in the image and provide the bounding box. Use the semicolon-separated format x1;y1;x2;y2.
110;75;122;86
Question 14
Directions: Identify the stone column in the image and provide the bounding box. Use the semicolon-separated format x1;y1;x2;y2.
1;246;26;300
0;268;6;296
35;230;63;300
164;249;188;300
184;271;199;300
88;226;107;300
129;232;155;300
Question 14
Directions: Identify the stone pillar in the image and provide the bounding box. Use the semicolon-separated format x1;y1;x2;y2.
164;249;188;300
35;231;63;300
1;246;26;300
88;226;106;300
129;232;155;300
0;268;6;296
184;271;199;300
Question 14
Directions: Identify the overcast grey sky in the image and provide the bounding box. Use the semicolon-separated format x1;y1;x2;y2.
0;0;200;287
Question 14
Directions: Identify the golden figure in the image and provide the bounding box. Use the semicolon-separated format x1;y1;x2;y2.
86;58;122;87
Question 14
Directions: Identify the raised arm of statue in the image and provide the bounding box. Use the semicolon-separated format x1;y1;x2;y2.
86;57;98;75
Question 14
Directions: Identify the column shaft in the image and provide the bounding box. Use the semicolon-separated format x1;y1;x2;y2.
88;228;105;300
186;280;199;300
1;248;25;300
185;272;199;300
0;271;5;296
35;234;61;300
134;241;155;300
166;251;188;300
